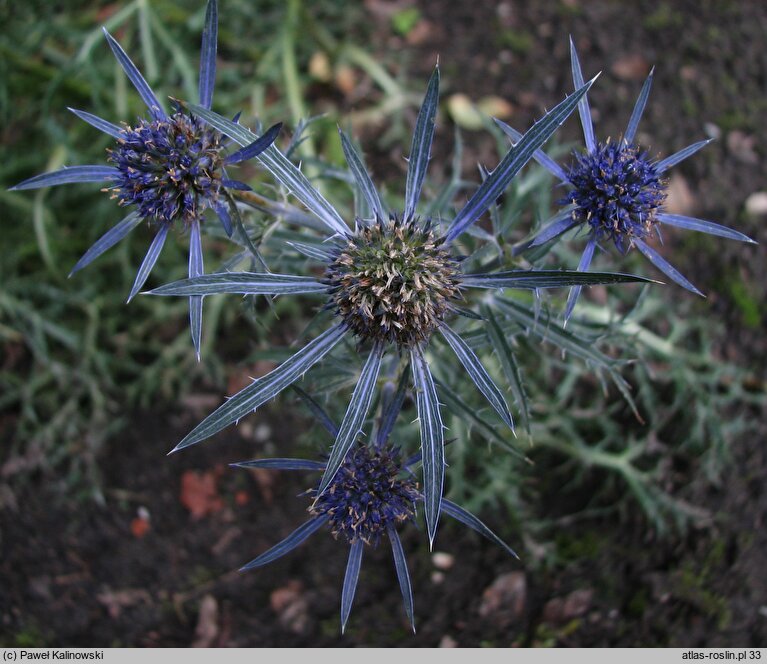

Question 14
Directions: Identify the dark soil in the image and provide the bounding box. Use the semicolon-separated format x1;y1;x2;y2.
2;397;765;647
3;0;767;648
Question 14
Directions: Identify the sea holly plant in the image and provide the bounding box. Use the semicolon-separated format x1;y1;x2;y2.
9;0;752;638
147;65;654;544
231;383;517;633
10;0;282;357
500;37;756;321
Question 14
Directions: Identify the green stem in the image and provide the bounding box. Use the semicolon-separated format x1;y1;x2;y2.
281;0;315;159
573;301;690;361
342;45;402;98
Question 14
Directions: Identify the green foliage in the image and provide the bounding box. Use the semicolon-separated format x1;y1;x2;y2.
391;8;421;37
725;275;761;329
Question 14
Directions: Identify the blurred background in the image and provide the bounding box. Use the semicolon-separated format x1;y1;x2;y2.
1;0;765;647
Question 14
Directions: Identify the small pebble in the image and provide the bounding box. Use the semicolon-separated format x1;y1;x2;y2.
432;551;455;570
745;192;767;217
431;571;445;585
254;423;272;443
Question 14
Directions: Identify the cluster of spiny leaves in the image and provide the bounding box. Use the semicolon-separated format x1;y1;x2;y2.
11;0;755;634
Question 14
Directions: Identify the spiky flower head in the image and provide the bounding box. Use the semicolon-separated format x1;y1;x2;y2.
107;106;225;226
309;444;419;546
563;140;666;253
325;215;460;348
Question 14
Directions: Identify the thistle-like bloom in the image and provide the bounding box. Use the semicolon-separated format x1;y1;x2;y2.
498;37;756;320
9;0;281;356
308;444;420;547
231;392;516;633
106;108;227;226
325;215;461;348
149;66;652;544
564;141;666;252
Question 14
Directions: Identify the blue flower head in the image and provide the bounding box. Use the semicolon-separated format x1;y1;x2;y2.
308;444;419;546
106;105;227;226
232;391;517;633
563;140;666;254
10;0;281;356
499;37;756;321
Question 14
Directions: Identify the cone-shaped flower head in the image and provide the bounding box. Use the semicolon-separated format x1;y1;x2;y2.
563;140;666;253
325;215;461;348
107;106;226;226
309;444;419;546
